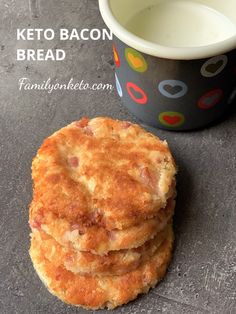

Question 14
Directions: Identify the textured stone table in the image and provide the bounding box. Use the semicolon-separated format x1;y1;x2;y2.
0;1;235;313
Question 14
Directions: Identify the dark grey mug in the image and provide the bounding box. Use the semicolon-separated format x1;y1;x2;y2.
99;0;236;131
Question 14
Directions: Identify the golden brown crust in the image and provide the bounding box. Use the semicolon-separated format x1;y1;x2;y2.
31;223;171;276
29;195;175;255
29;225;174;309
32;117;177;230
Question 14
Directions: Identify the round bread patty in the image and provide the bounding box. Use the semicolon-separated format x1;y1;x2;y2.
31;223;171;276
29;225;174;309
29;195;175;255
32;117;177;230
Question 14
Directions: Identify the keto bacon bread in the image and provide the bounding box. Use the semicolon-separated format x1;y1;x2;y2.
29;195;175;255
29;117;177;309
31;117;176;230
30;224;174;309
31;223;172;277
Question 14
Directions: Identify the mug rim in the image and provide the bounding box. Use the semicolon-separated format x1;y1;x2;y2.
99;0;236;60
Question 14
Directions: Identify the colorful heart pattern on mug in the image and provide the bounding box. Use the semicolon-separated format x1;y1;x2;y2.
125;48;148;73
158;80;188;98
126;82;148;105
201;55;228;77
113;44;120;68
113;43;234;129
159;112;185;128
198;89;223;109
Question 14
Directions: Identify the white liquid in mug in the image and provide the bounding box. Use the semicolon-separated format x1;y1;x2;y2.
126;0;236;47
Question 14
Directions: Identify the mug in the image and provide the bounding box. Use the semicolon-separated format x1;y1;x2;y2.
99;0;236;131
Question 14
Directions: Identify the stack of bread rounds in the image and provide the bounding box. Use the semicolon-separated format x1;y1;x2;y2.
29;117;177;309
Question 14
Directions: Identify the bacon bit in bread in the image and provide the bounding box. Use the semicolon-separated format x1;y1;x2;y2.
65;254;75;264
30;212;44;230
55;273;62;281
83;127;94;136
90;210;103;225
71;224;85;235
75;117;89;128
30;219;42;229
68;156;79;168
122;121;131;129
140;167;156;189
108;230;116;241
71;224;80;231
30;208;44;230
74;118;93;135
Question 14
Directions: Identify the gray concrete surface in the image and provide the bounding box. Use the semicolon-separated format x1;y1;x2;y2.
0;1;235;313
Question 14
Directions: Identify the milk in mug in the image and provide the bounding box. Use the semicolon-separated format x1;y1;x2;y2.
126;0;236;47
